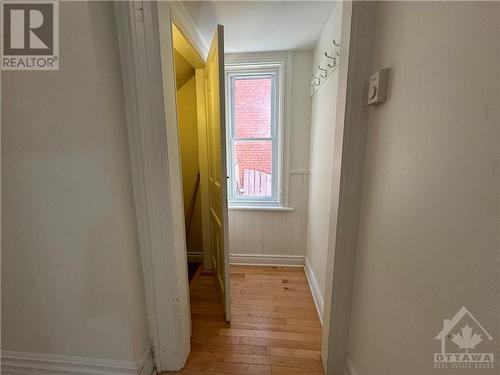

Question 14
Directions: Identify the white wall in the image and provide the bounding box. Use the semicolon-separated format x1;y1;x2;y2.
228;51;312;259
1;1;149;363
305;3;342;317
347;2;500;374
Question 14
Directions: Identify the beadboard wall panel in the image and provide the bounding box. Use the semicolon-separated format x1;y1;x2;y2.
229;173;309;256
227;51;312;259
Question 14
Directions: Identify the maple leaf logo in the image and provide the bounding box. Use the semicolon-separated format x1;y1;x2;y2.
451;324;482;353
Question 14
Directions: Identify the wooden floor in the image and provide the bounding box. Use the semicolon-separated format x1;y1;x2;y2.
163;265;324;375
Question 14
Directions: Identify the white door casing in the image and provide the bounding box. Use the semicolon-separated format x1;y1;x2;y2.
114;2;191;371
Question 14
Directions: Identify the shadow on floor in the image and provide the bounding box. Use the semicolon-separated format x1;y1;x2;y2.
187;262;201;282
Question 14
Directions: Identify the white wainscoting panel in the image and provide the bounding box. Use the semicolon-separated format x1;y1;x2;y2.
228;173;309;257
230;254;305;266
1;347;154;375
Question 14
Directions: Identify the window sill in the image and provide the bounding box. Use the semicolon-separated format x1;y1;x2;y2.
228;205;294;212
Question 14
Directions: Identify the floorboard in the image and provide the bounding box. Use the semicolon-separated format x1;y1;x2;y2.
162;265;323;375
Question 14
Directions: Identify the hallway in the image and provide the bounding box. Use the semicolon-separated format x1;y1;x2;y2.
165;265;324;374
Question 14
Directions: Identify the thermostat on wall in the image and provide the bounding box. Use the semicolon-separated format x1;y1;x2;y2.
367;68;389;106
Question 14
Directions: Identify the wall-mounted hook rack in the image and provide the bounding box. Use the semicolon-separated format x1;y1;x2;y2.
310;40;341;96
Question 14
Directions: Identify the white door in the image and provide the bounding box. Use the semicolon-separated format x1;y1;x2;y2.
204;25;231;321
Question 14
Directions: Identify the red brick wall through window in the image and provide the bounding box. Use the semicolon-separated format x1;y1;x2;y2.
233;77;273;195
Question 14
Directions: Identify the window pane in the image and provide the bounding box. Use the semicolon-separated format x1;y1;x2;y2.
233;77;272;138
233;141;272;198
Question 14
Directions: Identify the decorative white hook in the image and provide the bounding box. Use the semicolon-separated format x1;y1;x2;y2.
318;65;327;78
324;52;336;68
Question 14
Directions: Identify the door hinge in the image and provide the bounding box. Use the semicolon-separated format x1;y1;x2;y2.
133;1;144;23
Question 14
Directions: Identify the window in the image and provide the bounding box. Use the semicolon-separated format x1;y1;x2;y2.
226;67;281;206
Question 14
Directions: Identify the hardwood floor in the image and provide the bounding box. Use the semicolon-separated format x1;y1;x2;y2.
163;265;324;375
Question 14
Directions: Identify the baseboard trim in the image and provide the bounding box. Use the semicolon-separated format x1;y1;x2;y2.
1;346;154;375
138;346;155;375
304;257;324;325
345;358;359;375
229;254;305;267
187;251;204;263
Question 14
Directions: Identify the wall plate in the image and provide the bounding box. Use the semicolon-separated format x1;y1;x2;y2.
367;68;389;106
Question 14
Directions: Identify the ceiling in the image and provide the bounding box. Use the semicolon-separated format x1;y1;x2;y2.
181;1;337;53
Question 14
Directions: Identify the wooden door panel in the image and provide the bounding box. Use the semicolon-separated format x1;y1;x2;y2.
204;25;230;321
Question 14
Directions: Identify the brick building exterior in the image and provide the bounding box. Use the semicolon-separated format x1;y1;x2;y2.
233;78;273;194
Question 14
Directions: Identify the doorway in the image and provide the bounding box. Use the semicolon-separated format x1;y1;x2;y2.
171;20;231;321
115;1;364;373
172;23;205;283
168;14;324;375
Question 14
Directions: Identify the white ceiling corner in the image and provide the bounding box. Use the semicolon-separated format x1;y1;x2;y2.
180;1;337;53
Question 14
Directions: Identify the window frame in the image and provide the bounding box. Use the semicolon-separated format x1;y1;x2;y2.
225;60;286;208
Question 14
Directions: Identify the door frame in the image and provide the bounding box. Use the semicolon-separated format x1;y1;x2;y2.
169;1;208;60
321;2;378;374
113;1;201;371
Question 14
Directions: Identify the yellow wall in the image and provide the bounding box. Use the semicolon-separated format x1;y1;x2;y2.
177;76;203;253
174;51;195;89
